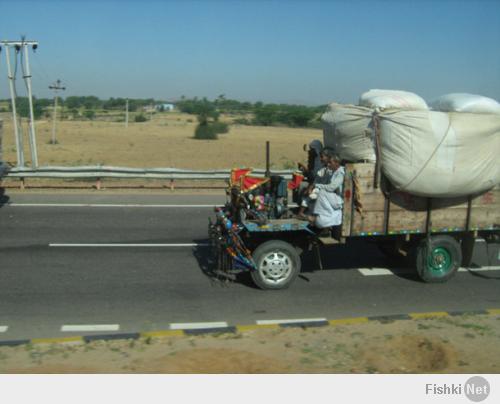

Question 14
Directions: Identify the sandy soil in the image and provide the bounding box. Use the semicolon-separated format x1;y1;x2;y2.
1;314;499;374
0;112;321;170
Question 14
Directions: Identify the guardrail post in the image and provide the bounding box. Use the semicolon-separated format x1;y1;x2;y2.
96;177;102;190
170;179;175;191
20;177;25;190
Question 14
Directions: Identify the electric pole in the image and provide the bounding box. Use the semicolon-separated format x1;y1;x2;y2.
0;39;39;168
49;79;66;144
125;98;129;128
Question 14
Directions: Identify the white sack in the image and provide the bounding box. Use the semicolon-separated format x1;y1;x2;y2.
378;110;500;197
430;93;500;114
360;89;428;110
321;103;376;162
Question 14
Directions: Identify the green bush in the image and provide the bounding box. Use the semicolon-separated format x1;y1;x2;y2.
194;122;218;140
134;114;147;123
212;121;229;134
84;110;96;120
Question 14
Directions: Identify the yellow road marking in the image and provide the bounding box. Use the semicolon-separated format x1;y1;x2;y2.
329;317;369;326
487;308;500;315
236;324;280;332
31;336;84;344
409;312;449;319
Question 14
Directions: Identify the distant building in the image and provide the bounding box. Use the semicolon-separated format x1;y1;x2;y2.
156;103;175;112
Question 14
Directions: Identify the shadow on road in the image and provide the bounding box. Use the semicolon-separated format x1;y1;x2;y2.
0;187;10;208
192;239;259;288
191;236;422;288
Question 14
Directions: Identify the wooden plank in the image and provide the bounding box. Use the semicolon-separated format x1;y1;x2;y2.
341;168;354;237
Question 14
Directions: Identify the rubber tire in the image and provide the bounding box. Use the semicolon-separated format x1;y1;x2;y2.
415;235;461;283
251;240;301;290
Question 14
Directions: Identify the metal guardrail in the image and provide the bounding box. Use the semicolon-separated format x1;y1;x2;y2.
0;164;295;180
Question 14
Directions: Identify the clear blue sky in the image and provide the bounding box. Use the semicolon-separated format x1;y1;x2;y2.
1;0;499;105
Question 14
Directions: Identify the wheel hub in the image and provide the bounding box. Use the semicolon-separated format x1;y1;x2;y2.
428;247;452;273
259;252;292;284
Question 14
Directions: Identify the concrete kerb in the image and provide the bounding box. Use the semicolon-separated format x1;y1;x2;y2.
1;309;498;347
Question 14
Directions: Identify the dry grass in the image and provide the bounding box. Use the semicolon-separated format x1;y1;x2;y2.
0;112;321;170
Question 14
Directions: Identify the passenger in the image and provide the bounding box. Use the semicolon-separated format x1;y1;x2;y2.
297;139;323;182
296;147;335;219
310;154;345;229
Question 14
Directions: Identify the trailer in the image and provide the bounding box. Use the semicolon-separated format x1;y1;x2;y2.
209;161;500;289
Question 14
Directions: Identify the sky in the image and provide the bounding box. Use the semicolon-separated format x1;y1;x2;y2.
1;0;499;105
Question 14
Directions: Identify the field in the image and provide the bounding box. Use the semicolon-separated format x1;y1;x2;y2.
0;112;321;170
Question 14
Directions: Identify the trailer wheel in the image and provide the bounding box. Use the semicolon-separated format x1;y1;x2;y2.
251;240;301;290
416;235;461;283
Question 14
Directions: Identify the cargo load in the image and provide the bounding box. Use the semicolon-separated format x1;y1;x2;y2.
430;93;500;114
378;110;500;197
321;103;375;162
359;89;428;111
322;90;500;198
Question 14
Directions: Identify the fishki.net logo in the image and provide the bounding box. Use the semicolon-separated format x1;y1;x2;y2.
426;376;490;402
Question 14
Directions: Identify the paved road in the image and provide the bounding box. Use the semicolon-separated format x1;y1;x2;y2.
0;191;499;341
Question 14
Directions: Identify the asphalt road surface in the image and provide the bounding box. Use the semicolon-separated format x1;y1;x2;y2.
1;191;499;341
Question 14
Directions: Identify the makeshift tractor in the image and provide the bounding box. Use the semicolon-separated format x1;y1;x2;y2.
208;161;500;290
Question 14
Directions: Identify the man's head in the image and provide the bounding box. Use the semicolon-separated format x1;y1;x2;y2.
327;154;341;171
308;139;323;158
320;147;335;165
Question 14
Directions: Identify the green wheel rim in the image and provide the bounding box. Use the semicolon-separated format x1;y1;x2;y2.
427;246;452;276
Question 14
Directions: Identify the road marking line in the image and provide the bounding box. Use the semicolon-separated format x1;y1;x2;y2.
9;203;220;208
256;318;327;325
409;312;449;319
357;266;500;276
328;317;369;326
49;243;209;248
61;324;120;332
169;322;228;330
32;336;84;344
236;324;280;332
0;326;8;333
458;266;500;272
357;268;395;276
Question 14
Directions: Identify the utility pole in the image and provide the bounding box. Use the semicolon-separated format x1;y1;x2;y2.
0;39;39;168
49;79;66;144
125;98;129;128
3;45;24;167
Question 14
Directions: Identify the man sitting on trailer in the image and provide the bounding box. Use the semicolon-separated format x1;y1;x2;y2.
309;154;345;230
296;147;335;219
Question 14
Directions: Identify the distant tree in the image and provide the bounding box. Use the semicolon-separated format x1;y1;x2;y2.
13;97;43;119
84;110;95;120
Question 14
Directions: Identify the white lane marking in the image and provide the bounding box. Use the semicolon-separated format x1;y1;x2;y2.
61;324;120;332
170;322;228;330
357;266;500;276
9;203;219;208
458;266;500;272
0;326;8;333
49;243;209;248
256;318;327;325
357;268;395;276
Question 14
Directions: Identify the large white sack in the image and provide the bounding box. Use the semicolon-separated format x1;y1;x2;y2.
378;110;500;197
322;103;376;162
430;93;500;114
360;89;428;110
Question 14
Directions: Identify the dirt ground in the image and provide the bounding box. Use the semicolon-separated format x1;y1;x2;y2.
0;112;320;170
1;314;499;374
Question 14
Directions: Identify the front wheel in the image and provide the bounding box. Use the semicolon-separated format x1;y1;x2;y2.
415;235;461;283
251;240;301;290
